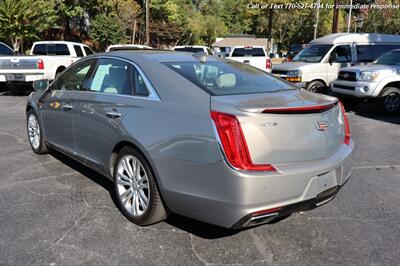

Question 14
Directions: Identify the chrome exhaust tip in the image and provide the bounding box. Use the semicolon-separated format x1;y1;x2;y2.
242;212;280;227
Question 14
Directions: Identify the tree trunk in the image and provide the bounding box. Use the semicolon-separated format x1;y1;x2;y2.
132;19;137;44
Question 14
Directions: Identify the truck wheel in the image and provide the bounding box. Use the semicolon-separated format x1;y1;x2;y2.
380;87;400;114
306;80;326;93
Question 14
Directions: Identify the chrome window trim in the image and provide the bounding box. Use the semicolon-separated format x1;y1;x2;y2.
53;55;161;102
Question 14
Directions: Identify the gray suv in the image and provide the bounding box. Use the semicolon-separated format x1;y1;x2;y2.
26;51;353;228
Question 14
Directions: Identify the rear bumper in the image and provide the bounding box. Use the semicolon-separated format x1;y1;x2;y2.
0;73;45;83
160;140;354;228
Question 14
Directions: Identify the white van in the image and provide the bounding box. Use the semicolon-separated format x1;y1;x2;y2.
272;33;400;92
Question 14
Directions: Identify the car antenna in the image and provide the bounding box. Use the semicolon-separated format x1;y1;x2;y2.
193;52;207;63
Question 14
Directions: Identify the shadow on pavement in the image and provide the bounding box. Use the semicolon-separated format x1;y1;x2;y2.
341;98;400;125
50;149;239;239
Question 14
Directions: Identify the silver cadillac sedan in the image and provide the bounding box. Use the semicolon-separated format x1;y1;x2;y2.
26;50;354;228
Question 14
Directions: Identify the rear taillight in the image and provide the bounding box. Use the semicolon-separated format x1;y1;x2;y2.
266;58;272;69
339;101;351;145
211;111;276;172
37;59;44;70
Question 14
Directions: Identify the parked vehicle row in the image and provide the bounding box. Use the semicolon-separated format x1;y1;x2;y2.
26;50;353;228
272;33;400;113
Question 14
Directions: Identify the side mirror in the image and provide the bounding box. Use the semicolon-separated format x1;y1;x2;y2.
328;53;336;65
32;79;49;91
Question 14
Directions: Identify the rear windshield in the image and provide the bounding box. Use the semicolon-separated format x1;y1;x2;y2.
231;48;265;57
174;47;204;53
163;60;296;96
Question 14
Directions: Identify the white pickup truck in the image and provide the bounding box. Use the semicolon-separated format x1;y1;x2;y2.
0;41;94;93
227;46;272;73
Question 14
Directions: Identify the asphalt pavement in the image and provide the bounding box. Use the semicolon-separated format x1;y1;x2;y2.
0;91;399;265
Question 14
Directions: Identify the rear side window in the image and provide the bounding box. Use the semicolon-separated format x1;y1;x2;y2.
163;60;295;96
86;58;132;95
231;48;265;57
0;43;13;55
84;46;94;55
74;45;84;57
132;67;149;96
356;45;374;62
357;44;400;62
32;44;46;55
174;47;204;53
56;44;70;55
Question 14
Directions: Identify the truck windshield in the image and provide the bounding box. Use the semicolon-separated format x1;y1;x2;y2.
374;50;400;65
163;60;296;96
292;44;332;63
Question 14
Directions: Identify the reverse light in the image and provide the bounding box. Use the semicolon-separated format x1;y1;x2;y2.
211;111;276;172
338;101;351;145
37;59;44;70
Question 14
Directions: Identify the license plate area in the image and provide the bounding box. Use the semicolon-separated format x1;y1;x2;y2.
6;73;25;81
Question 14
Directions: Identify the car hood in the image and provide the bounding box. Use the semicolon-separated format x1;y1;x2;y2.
341;64;398;73
272;62;314;71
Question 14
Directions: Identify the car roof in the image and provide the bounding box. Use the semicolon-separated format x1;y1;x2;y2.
99;50;221;63
174;45;208;49
310;33;400;45
33;41;87;46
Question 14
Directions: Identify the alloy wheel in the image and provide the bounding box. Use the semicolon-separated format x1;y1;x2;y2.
28;114;40;150
116;155;150;217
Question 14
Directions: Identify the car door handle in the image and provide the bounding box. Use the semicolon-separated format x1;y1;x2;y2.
62;104;73;111
106;111;122;119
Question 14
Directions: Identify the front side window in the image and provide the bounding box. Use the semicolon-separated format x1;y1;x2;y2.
74;45;84;57
292;44;332;63
331;45;352;63
163;60;296;96
86;59;132;95
231;48;265;57
52;60;95;91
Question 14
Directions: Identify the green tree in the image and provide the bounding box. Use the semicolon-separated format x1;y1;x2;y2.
89;13;125;50
0;0;58;52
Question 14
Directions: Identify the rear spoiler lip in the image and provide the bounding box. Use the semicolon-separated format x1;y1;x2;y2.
237;99;339;114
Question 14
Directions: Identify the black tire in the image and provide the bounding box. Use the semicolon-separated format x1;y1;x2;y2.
26;109;48;154
379;87;400;115
306;80;326;93
113;147;168;226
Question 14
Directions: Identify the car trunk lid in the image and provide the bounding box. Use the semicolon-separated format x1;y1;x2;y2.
211;90;346;165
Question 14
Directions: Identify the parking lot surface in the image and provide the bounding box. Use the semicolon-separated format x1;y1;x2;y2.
1;92;399;265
